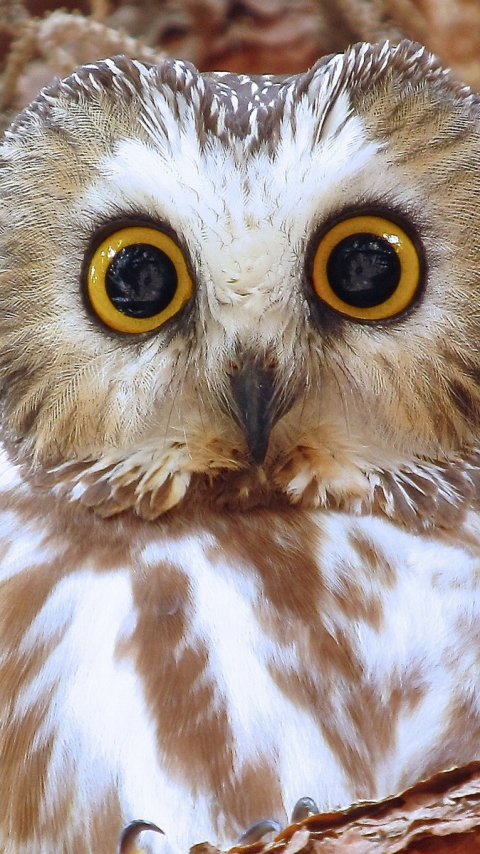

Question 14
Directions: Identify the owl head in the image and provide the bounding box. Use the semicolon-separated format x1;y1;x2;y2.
0;40;479;525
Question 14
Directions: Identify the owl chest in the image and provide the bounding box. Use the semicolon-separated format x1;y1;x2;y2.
1;500;480;851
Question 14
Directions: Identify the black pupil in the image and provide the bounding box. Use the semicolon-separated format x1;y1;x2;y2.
326;232;401;308
106;243;178;318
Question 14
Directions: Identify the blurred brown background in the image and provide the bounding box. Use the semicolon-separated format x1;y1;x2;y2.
1;0;480;128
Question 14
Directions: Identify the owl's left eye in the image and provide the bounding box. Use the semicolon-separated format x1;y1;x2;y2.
311;214;422;321
86;226;193;334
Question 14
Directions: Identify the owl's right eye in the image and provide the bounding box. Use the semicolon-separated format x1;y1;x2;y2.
311;214;423;321
86;226;193;334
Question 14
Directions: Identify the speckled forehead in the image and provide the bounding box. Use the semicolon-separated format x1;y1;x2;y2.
81;53;373;213
79;71;373;249
53;54;353;155
135;56;355;154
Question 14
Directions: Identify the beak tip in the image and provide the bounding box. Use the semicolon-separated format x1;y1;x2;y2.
249;440;269;466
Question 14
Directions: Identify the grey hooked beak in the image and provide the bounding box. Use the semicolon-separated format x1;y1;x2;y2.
229;355;285;465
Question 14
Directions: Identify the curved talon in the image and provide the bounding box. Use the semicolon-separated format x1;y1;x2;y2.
119;820;164;853
236;819;282;845
290;797;319;823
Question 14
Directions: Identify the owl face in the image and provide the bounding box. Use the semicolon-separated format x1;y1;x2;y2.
1;42;479;521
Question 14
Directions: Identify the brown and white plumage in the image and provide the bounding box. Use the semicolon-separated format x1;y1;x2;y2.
1;39;480;854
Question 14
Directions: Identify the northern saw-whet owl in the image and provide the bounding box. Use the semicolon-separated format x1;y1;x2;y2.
1;37;480;854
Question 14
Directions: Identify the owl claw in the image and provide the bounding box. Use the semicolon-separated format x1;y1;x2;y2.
235;819;282;845
119;820;164;853
290;797;319;823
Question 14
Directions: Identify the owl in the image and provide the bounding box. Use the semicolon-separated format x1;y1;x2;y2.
1;36;480;854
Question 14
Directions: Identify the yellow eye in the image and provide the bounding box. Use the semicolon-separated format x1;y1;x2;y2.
86;226;193;334
311;214;422;321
